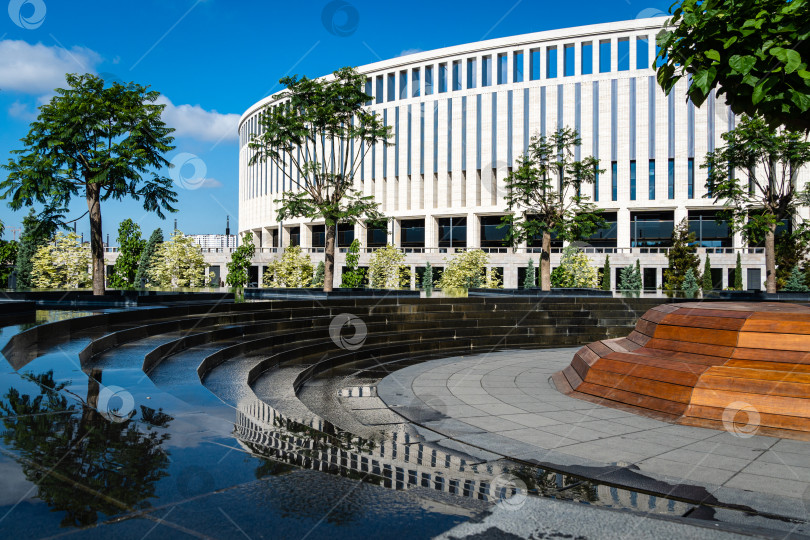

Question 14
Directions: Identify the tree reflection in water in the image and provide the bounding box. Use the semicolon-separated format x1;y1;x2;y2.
0;370;173;528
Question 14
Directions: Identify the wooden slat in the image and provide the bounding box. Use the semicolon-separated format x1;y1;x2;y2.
635;347;729;366
575;382;687;416
661;313;747;331
725;359;810;373
740;318;810;335
644;338;735;359
550;371;573;395
703;366;810;384
731;347;810;364
588;340;614;357
653;325;739;347
672;307;753;319
682;404;810;433
576;346;600;365
690;388;810;418
593;357;701;386
635;319;658;337
563;364;584;389
641;309;669;324
626;331;650;347
584;369;694;404
571;354;592;381
604;351;709;374
695;372;810;400
615;337;642;351
737;332;810;352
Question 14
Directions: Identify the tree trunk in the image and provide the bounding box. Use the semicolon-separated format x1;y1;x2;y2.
86;181;105;295
540;231;551;291
323;223;337;292
765;224;776;293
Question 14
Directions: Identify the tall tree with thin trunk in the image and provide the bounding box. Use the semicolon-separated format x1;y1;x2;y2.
704;116;810;292
0;74;178;295
248;67;390;291
502;127;604;290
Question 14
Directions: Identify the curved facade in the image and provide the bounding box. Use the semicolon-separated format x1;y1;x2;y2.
238;17;808;290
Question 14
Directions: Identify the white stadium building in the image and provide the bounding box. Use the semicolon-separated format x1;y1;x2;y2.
236;17;810;291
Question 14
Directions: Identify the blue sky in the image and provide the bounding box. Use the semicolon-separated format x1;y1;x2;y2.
0;0;670;243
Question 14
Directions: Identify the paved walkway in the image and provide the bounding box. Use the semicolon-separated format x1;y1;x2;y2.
377;348;810;522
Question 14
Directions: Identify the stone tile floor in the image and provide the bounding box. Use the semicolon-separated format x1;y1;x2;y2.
377;348;810;522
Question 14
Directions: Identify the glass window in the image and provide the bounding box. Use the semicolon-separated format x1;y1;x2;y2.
636;37;649;69
336;223;354;247
376;76;384;104
412;68;420;97
611;161;618;201
425;66;433;95
587;212;618;247
365;78;372;106
452;61;461;91
599;40;611;73
581;42;593;75
618;38;630;71
387;73;396;102
546;47;557;78
288;227;300;247
513;51;524;82
366;222;387;247
482;55;492;87
630;160;636;200
399;70;408;100
688;157;694;198
630;211;675;247
467;58;477;89
497;53;507;84
667;158;675;199
438;217;467;248
439;63;447;93
480;216;509;247
400;219;425;247
688;210;731;247
311;225;325;248
564;44;575;76
530;48;541;80
649;159;655;200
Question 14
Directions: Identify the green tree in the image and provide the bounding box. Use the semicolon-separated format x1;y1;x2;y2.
368;244;408;289
601;255;611;291
312;261;325;288
704;116;810;292
550;246;598;288
134;228;163;288
524;259;536;289
655;0;810;133
0;74;178;295
225;235;256;288
31;232;91;289
109;219;145;289
147;230;207;288
422;262;433;297
784;265;809;291
15;209;57;290
664;219;701;294
438;249;499;292
619;260;642;294
249;67;390;292
702;255;714;292
263;246;314;288
0;223;18;288
775;226;810;289
683;268;700;299
735;252;744;290
502;127;604;290
340;238;365;288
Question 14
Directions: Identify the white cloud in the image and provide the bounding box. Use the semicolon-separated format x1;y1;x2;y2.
197;178;223;189
0;39;101;94
156;95;239;143
398;48;423;57
8;100;36;121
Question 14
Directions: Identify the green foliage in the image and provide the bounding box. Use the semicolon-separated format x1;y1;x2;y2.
656;0;810;133
702;256;714;292
249;67;391;291
664;219;701;294
368;244;408;289
775;226;810;289
683;268;700;299
134;229;163;288
225;235;256;288
422;262;434;297
550;246;598;288
0;73;178;294
0;221;18;289
619;260;642;293
735;252;744;290
524;259;536;289
109;219;145;289
784;265;809;292
438;249;499;291
15;209;57;290
31;232;91;289
502;127;605;290
312;261;325;288
341;239;365;288
147;230;208;288
263;246;313;288
601;255;611;291
703;116;810;292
